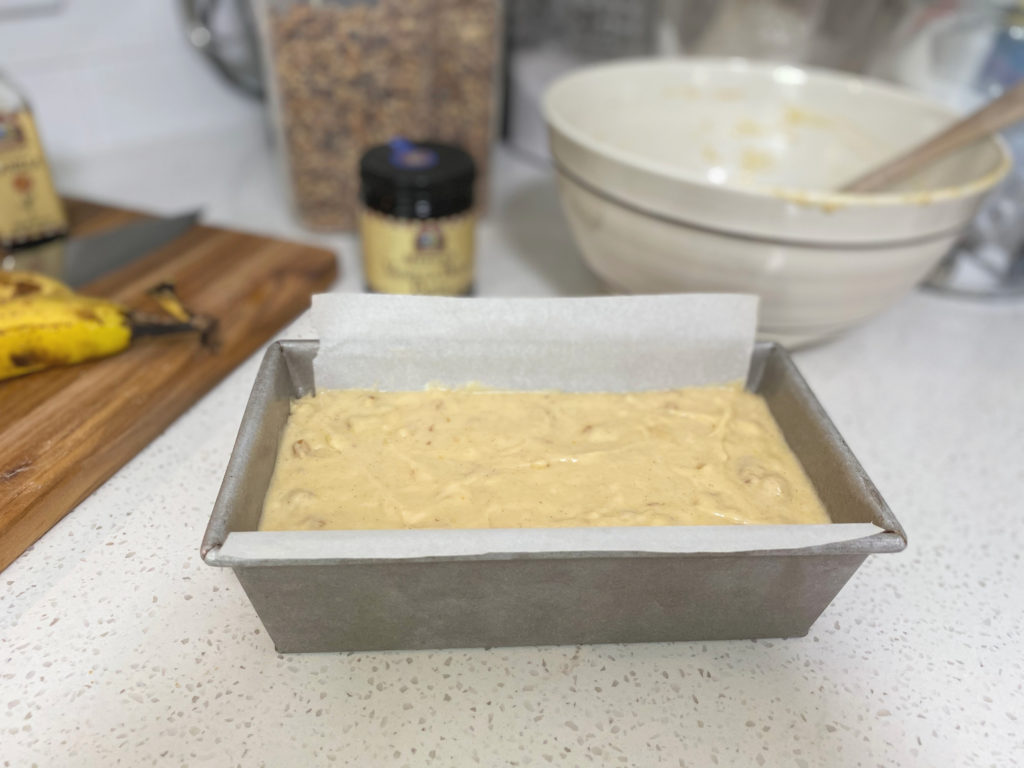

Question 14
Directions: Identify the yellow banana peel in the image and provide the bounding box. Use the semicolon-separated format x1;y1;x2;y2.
0;294;132;380
0;270;208;381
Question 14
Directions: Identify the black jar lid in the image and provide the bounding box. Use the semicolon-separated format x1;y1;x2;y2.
360;138;476;219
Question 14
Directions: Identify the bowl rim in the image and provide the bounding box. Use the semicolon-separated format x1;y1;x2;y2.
554;162;971;248
542;57;1012;208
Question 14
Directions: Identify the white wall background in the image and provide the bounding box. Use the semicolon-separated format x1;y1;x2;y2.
0;0;260;160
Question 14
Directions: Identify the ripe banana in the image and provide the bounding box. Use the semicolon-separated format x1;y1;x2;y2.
0;294;132;380
0;270;208;382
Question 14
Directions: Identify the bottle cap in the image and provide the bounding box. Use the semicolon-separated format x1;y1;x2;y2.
360;138;475;219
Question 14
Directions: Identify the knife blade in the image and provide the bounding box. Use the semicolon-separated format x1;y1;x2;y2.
0;211;199;287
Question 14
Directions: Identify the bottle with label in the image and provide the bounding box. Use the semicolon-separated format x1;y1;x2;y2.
0;73;67;252
359;139;476;295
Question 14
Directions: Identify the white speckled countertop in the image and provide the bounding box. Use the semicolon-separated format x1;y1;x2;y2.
3;124;1023;767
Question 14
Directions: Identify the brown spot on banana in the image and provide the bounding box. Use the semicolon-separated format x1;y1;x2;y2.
13;281;40;297
10;351;40;367
10;349;69;368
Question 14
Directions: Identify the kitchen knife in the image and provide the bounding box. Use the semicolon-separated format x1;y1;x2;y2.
0;211;199;287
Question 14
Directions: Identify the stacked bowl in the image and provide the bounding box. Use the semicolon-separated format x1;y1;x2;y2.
544;59;1010;345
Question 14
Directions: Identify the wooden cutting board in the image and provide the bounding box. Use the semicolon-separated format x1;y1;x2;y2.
0;199;337;572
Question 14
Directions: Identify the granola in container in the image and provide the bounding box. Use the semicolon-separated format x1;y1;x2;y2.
256;0;500;231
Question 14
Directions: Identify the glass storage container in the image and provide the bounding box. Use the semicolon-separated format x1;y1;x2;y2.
254;0;500;231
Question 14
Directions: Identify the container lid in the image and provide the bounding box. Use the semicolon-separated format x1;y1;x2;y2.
360;138;475;218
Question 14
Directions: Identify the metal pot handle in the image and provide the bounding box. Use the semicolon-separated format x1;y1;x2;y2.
180;0;264;98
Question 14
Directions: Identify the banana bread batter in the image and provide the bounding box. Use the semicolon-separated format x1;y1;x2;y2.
259;386;830;530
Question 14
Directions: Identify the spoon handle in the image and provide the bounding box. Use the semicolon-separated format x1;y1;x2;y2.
840;79;1024;194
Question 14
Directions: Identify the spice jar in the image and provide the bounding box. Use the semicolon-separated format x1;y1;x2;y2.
359;139;476;296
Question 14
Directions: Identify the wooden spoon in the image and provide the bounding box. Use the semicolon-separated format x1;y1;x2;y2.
840;79;1024;194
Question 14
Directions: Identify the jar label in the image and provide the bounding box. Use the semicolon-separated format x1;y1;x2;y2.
0;110;67;248
360;209;474;295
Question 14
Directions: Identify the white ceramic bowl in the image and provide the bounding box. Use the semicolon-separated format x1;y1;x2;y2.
543;58;1011;346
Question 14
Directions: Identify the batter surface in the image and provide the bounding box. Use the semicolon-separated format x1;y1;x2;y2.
259;386;830;531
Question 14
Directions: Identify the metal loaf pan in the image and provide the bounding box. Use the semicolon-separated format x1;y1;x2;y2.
202;340;906;653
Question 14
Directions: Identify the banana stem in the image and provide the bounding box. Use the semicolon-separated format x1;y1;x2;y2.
129;311;219;349
146;282;193;323
140;282;219;349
